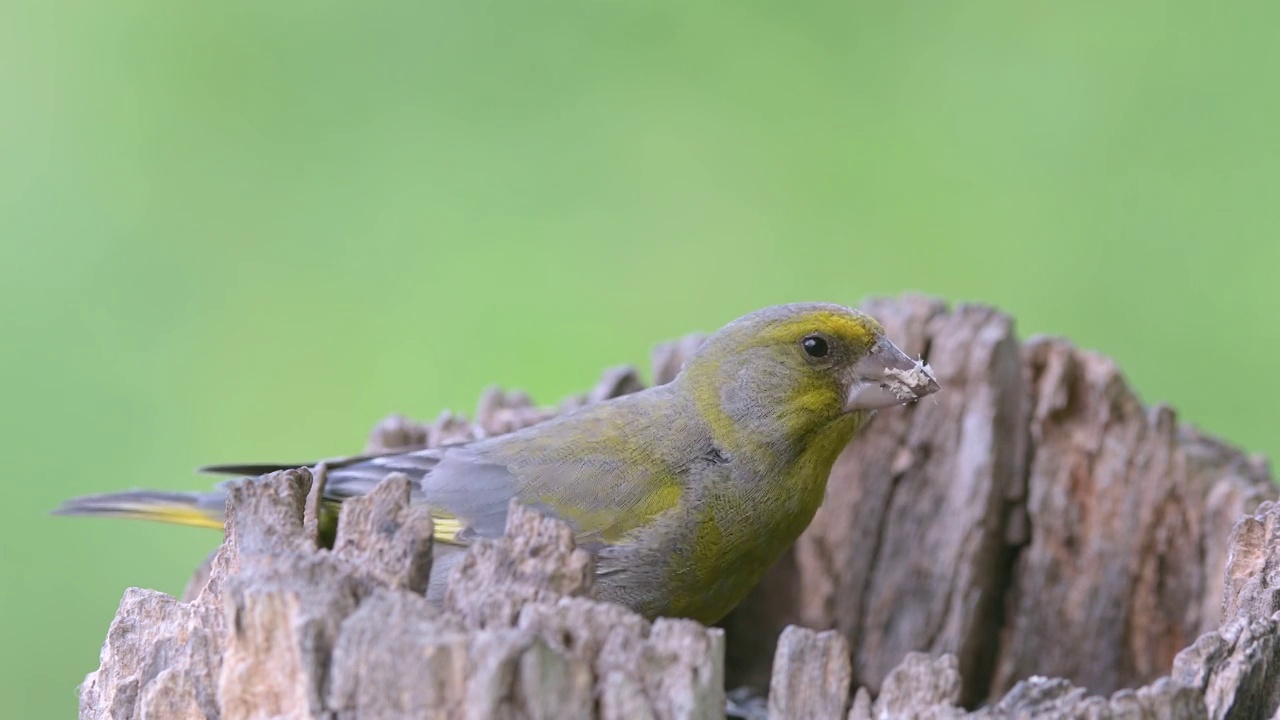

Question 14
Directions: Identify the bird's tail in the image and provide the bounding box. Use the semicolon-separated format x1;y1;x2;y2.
51;488;228;530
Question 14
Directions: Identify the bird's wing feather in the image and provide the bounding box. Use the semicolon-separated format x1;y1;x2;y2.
195;388;702;553
324;390;699;550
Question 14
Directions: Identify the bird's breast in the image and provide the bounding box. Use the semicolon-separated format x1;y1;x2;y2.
596;416;862;624
643;465;829;624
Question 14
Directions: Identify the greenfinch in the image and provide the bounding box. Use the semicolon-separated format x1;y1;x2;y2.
55;303;939;624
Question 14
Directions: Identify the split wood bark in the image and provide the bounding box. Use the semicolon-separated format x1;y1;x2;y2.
77;296;1280;719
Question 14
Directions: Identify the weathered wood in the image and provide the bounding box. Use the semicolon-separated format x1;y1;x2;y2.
80;588;222;720
851;652;964;720
326;590;467;719
991;338;1272;697
1171;500;1280;720
767;626;853;720
831;500;1280;720
76;296;1280;719
444;500;596;630
331;473;435;594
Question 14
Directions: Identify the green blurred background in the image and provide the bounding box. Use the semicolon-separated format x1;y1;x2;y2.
2;0;1277;715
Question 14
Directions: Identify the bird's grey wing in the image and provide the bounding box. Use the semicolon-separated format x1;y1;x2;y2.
201;444;520;546
305;447;507;545
325;435;689;553
229;387;700;553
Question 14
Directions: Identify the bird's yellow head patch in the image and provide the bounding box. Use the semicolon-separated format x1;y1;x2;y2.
751;308;884;357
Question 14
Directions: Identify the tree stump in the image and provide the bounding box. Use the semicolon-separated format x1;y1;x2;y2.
76;296;1280;719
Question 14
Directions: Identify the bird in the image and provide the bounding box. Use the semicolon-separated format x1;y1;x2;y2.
54;302;939;625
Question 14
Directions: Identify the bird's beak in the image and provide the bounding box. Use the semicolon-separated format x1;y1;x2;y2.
844;337;941;411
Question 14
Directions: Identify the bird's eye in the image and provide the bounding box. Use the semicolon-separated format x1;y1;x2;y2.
801;335;829;358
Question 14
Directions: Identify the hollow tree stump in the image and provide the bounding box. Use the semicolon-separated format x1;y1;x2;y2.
77;296;1280;719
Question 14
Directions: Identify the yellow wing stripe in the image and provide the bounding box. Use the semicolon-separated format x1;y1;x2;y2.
429;512;469;546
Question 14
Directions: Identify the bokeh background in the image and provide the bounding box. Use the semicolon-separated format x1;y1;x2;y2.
3;1;1277;715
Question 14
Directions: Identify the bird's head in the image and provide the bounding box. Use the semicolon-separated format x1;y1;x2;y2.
680;302;940;457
